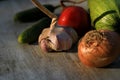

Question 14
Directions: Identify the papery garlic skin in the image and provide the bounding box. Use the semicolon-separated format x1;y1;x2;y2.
38;26;78;52
38;28;52;52
40;38;52;52
48;27;73;51
64;27;78;44
38;28;49;42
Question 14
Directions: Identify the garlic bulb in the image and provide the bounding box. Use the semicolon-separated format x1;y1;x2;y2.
38;28;52;52
38;26;78;52
64;27;78;44
31;0;78;52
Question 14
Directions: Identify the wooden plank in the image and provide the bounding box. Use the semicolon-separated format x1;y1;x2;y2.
0;0;120;80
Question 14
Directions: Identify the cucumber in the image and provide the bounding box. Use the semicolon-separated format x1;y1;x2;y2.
18;17;51;43
14;4;59;23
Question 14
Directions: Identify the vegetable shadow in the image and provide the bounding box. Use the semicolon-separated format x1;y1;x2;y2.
66;43;78;53
29;42;38;45
49;43;78;53
29;42;78;53
103;57;120;68
0;0;7;2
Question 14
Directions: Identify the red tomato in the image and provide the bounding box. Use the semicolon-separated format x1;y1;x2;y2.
57;6;91;37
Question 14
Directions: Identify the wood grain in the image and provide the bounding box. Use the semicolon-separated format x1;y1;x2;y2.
0;0;120;80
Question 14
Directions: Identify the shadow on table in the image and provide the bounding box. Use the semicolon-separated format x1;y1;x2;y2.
29;42;78;53
103;57;120;69
65;43;78;53
29;42;120;68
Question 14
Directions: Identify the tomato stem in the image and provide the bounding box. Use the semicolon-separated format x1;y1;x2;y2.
60;0;87;7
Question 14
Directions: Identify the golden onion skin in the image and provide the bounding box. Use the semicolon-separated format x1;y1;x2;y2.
78;30;120;67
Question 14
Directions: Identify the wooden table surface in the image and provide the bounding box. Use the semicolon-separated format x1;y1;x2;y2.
1;0;120;80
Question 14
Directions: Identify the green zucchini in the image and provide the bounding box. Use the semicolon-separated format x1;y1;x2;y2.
18;17;51;44
14;4;59;23
88;0;120;32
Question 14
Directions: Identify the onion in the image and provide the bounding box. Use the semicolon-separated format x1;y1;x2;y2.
78;30;120;67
